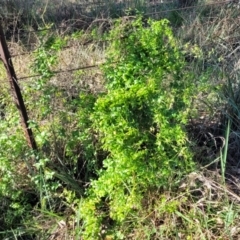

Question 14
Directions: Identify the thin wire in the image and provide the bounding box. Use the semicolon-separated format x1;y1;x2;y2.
145;0;232;15
11;24;240;58
6;0;232;36
5;0;234;54
18;64;103;80
15;33;240;82
5;0;239;80
11;32;240;59
5;39;240;83
11;38;109;58
17;60;120;81
8;0;236;58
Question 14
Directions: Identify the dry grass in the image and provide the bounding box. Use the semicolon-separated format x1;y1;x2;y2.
121;170;240;239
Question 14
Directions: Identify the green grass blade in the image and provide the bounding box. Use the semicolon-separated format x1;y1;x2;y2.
221;119;231;183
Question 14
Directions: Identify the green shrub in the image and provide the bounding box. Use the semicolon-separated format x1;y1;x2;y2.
80;16;195;239
0;83;34;237
28;32;103;206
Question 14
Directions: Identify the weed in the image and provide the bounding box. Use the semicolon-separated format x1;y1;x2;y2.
80;16;195;239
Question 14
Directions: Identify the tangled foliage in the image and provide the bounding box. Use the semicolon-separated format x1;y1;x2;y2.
80;17;195;239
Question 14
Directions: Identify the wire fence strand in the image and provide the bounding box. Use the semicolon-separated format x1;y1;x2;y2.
3;0;233;36
18;64;104;80
2;0;240;84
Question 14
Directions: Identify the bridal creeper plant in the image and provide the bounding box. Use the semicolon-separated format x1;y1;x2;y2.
29;33;67;208
0;62;33;236
31;31;67;118
80;17;195;239
29;31;100;210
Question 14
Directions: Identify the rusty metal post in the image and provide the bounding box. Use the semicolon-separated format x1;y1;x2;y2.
0;23;37;150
